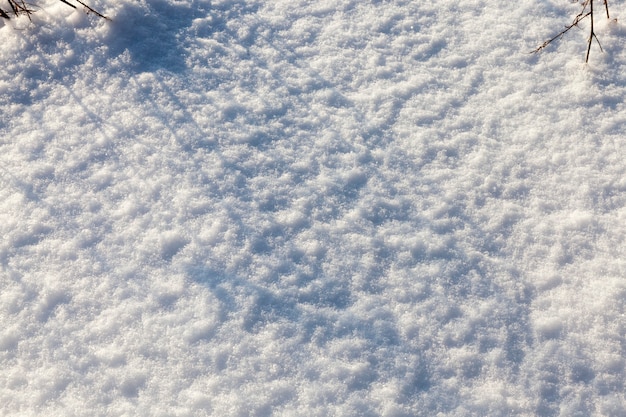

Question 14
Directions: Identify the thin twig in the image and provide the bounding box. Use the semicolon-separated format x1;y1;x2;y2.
585;0;594;62
72;0;109;20
5;0;35;20
531;11;590;54
585;0;606;63
59;0;76;9
532;0;610;62
1;0;107;20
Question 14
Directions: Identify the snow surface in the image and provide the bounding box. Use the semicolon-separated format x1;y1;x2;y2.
2;0;626;415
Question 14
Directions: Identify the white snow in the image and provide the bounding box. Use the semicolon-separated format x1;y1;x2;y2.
2;0;626;415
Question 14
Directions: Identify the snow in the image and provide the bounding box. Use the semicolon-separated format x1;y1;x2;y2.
2;0;626;415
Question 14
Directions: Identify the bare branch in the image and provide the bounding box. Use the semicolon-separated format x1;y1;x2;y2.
0;0;107;20
72;0;109;20
3;0;36;20
532;0;611;62
59;0;76;9
531;11;590;54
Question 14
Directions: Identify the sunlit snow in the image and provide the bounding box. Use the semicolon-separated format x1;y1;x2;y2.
2;0;626;415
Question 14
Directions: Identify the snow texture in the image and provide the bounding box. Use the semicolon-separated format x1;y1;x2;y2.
2;0;626;415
